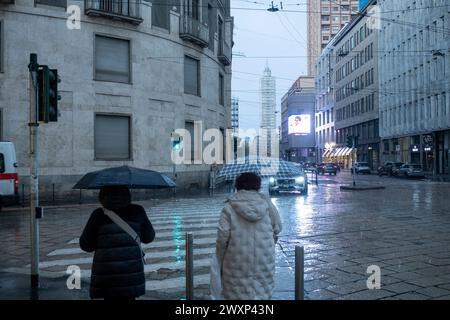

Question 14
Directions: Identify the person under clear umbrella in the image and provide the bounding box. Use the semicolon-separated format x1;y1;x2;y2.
214;172;282;299
79;185;155;300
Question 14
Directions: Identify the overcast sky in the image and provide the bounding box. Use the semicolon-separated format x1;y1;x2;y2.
230;0;309;131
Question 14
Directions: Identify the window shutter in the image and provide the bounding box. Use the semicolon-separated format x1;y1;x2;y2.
184;56;199;95
95;36;130;83
95;115;130;159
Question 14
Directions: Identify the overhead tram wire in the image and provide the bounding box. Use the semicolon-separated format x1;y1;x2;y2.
279;8;308;47
274;12;308;51
58;0;450;20
3;2;450;34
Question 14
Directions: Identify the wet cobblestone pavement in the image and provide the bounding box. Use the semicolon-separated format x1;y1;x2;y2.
1;171;450;300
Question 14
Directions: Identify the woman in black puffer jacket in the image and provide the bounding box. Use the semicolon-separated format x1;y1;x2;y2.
80;186;155;300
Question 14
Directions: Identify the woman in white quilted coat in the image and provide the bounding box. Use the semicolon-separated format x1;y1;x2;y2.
215;172;282;300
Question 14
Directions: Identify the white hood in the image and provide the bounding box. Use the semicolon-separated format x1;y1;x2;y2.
227;190;268;222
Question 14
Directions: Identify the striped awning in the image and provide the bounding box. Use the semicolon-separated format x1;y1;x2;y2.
342;147;353;156
333;147;353;157
322;149;331;158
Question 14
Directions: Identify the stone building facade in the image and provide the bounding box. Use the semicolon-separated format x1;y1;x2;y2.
378;0;450;175
333;0;380;169
0;0;233;198
307;0;360;75
315;39;336;164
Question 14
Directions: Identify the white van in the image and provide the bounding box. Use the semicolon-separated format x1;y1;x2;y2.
0;142;19;211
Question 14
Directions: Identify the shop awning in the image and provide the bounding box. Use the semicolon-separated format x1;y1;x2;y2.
342;147;353;156
333;147;353;157
322;149;331;158
334;148;344;157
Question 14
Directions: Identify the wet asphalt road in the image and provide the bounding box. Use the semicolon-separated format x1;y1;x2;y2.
1;171;450;299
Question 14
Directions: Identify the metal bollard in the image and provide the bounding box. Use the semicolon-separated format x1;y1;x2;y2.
21;184;25;207
295;246;304;300
185;232;194;300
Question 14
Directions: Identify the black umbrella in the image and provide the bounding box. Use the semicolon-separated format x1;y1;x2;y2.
73;165;176;189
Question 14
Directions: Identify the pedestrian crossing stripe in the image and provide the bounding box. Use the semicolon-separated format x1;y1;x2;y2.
48;236;218;257
11;196;232;297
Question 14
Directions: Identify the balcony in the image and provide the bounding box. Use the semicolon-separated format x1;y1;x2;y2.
218;41;232;66
84;0;143;25
179;16;209;48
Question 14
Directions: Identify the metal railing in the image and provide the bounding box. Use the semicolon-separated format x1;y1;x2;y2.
179;16;209;47
85;0;142;24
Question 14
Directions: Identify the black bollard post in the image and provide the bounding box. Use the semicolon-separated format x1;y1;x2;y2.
185;232;194;300
21;184;25;207
295;246;304;300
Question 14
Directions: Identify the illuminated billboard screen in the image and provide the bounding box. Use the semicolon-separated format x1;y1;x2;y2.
288;114;311;135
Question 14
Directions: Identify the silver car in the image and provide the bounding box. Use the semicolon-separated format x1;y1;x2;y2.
268;174;308;195
398;164;425;177
352;162;371;174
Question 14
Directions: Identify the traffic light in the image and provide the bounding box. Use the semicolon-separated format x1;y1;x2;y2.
172;139;181;150
38;66;60;122
171;132;181;150
346;135;353;148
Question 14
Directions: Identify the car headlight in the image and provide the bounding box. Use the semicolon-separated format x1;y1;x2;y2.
295;176;305;184
269;177;275;184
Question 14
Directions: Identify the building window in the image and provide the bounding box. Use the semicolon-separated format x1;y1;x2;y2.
152;0;170;30
192;0;200;20
184;56;200;96
94;114;131;160
185;121;202;163
0;108;3;141
94;35;131;83
443;93;447;116
219;73;224;106
208;4;216;51
35;0;66;8
0;20;3;73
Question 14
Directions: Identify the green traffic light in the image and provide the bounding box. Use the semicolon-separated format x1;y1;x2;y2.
38;67;59;123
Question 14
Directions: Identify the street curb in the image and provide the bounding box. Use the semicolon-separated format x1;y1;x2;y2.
340;185;386;191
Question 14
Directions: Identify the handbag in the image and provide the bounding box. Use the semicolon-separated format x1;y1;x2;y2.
210;253;224;300
103;207;146;265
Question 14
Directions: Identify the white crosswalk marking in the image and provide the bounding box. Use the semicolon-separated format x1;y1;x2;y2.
30;196;228;298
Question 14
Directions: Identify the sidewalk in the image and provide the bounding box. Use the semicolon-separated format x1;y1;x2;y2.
0;271;89;300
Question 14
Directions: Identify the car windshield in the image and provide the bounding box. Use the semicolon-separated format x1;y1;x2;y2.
410;164;422;169
325;163;334;167
394;162;404;166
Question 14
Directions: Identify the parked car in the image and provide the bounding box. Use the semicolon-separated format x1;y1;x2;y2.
317;162;338;175
0;142;20;212
302;162;317;172
352;162;371;174
398;163;425;178
269;173;308;196
378;161;404;176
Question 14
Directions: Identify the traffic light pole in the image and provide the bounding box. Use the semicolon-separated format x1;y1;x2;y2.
28;54;40;290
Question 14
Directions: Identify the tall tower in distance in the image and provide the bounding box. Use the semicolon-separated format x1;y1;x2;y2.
307;0;360;75
260;64;276;129
231;97;239;134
